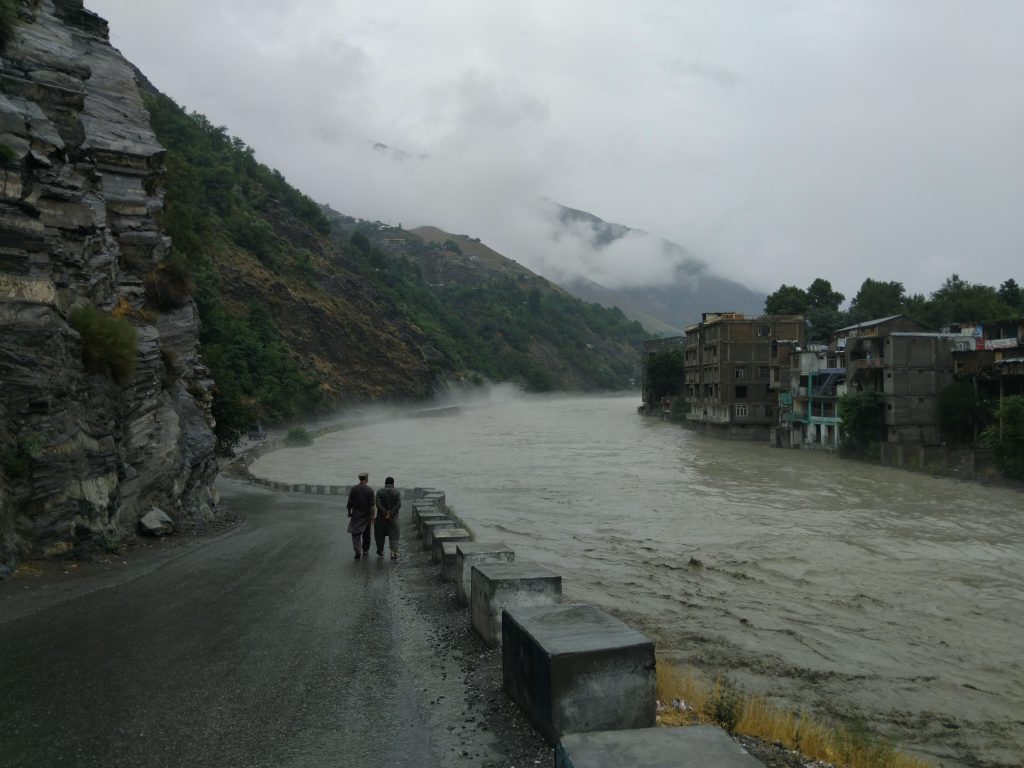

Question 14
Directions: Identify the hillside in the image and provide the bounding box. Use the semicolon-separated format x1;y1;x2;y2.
552;204;765;329
142;88;648;444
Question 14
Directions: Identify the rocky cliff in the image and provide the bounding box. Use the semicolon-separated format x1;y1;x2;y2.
0;0;218;574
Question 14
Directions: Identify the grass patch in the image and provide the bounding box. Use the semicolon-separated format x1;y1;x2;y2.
69;305;138;384
657;662;932;768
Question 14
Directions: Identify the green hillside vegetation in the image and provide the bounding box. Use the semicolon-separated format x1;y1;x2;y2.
333;222;648;391
143;90;647;449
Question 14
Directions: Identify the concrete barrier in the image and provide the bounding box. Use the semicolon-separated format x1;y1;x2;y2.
441;542;461;581
555;726;763;768
502;603;656;745
422;518;456;550
423;491;446;511
432;528;471;563
411;501;438;525
455;542;515;606
417;510;449;539
470;561;561;648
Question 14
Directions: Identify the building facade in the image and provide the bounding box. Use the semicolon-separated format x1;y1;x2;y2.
832;317;973;445
778;346;847;449
683;312;804;440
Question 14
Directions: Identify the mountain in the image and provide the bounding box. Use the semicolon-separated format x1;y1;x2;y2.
0;1;649;572
551;204;766;330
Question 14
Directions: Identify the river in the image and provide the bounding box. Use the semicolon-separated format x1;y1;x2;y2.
250;390;1023;767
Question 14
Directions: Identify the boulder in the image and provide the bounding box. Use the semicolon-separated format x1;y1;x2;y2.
139;508;175;536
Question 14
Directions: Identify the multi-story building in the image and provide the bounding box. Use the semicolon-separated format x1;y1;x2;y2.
683;312;804;440
778;346;846;449
833;316;973;444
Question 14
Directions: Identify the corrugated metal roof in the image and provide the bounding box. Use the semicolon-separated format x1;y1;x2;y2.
833;314;905;333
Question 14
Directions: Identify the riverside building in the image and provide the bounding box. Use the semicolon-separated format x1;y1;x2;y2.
682;312;804;440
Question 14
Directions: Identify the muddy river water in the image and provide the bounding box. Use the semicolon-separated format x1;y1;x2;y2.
251;391;1023;767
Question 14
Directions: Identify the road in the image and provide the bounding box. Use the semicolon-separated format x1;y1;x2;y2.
0;478;491;768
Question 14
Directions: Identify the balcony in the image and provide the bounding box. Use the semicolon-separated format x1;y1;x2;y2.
852;358;884;370
811;385;838;398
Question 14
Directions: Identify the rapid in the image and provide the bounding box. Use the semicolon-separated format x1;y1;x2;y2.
250;391;1024;767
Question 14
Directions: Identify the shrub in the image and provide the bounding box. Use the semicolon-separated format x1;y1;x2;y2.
3;435;42;479
284;426;313;446
69;305;139;384
0;0;19;51
144;261;193;311
982;395;1024;480
838;391;884;457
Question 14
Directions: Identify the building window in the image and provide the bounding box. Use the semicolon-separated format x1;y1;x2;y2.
758;366;770;379
765;406;773;417
735;367;747;380
758;324;772;337
735;404;749;417
735;385;748;399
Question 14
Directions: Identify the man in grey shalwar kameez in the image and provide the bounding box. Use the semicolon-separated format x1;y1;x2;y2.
346;471;375;559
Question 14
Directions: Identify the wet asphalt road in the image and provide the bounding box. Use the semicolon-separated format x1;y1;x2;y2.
0;479;459;768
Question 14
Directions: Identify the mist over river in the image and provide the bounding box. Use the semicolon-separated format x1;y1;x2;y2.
251;391;1023;767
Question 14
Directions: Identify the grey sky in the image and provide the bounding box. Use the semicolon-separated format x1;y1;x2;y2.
89;0;1024;300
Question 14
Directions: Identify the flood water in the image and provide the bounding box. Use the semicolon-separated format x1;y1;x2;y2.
251;391;1023;767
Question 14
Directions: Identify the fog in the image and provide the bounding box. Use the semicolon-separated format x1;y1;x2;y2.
89;0;1024;298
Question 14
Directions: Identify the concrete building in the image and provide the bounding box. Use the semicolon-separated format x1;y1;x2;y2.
778;346;847;450
833;316;973;445
683;312;804;440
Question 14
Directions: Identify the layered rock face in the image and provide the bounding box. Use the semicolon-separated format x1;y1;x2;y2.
0;0;218;573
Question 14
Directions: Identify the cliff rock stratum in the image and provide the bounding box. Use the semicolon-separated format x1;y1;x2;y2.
0;1;217;572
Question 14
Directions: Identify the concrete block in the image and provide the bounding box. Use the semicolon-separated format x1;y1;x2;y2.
422;518;456;550
502;603;656;745
417;510;448;539
411;500;438;525
432;527;471;563
471;562;561;648
423;491;446;511
455;542;515;606
555;726;763;768
441;542;461;581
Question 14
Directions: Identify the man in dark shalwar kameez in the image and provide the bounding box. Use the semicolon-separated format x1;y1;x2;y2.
374;476;401;560
347;471;375;559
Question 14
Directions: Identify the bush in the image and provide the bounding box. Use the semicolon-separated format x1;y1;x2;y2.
982;396;1024;480
284;426;313;446
69;305;139;384
144;261;193;311
0;0;19;51
3;435;42;479
839;391;884;457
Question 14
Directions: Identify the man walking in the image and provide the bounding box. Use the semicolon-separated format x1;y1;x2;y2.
374;476;402;560
347;471;374;559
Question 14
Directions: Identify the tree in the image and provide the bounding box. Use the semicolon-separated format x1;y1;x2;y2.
938;377;989;444
928;273;1013;326
806;278;844;311
997;278;1022;313
847;279;906;323
646;350;685;400
764;284;809;315
982;395;1024;480
350;230;372;256
838;391;884;457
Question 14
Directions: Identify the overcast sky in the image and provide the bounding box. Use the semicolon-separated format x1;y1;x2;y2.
89;0;1024;300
